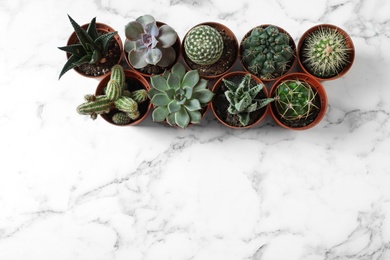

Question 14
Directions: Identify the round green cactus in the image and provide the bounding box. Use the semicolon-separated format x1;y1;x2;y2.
184;25;224;65
112;112;132;125
274;79;318;121
301;27;350;78
241;25;294;80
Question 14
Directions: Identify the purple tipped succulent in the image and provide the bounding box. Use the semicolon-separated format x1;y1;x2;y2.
124;15;178;69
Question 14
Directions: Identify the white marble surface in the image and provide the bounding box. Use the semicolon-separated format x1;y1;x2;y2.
1;0;390;259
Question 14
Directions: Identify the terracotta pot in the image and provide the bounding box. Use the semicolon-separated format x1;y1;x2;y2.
66;22;123;79
211;71;269;129
181;22;239;79
124;21;181;78
297;24;355;81
95;70;151;126
269;72;328;130
239;24;297;82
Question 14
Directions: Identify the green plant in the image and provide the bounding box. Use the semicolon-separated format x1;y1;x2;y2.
274;79;319;121
184;25;224;65
124;14;178;69
223;74;274;127
301;26;350;78
58;15;118;79
76;65;148;124
241;25;294;80
148;63;214;128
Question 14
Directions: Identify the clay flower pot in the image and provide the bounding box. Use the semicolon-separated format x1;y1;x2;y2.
181;22;239;79
297;24;355;81
211;71;270;129
66;22;123;79
95;70;151;126
269;72;328;130
239;24;296;82
124;21;181;78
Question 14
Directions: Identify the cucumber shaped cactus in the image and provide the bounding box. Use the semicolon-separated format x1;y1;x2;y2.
148;63;214;128
124;15;178;69
184;25;224;65
223;74;274;127
300;26;351;78
76;65;148;124
241;25;294;80
58;15;118;79
274;79;319;121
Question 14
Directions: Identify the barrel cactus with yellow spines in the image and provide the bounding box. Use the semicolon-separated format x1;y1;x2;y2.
184;25;224;66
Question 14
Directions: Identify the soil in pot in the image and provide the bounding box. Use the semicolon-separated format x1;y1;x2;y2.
183;27;238;78
212;75;267;127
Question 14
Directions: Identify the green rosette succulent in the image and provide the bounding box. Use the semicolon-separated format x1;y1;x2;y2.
241;25;294;80
274;79;319;121
223;74;274;127
184;25;224;65
58;15;118;79
301;27;350;78
148;63;214;128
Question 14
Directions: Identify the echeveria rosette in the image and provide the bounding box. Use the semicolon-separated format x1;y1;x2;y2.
124;15;178;69
148;63;214;128
223;74;274;126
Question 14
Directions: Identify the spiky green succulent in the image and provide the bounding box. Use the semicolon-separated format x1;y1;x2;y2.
241;25;294;80
184;25;224;65
58;15;118;79
124;15;178;69
148;63;214;128
223;74;274;127
301;26;350;78
274;79;319;121
76;65;148;124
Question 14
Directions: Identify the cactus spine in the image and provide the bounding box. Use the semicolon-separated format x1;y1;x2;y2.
184;25;224;65
301;26;350;78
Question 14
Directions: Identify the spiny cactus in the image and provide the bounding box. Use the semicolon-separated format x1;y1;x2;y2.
184;25;224;65
76;65;149;123
148;62;214;128
241;25;294;80
274;79;319;121
124;15;178;69
301;26;350;78
223;74;274;127
58;15;118;79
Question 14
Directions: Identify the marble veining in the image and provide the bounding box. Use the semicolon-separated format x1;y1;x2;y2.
1;0;390;259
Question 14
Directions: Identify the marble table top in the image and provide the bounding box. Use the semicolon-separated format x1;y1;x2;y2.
1;0;390;259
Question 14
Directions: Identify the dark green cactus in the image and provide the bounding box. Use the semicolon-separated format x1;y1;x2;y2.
301;27;350;78
184;25;224;65
241;25;294;80
274;79;319;121
58;15;118;79
112;112;132;125
76;95;113;120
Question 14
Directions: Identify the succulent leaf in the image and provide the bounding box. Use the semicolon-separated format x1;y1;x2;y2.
157;25;178;48
152;106;169;122
175;107;190;129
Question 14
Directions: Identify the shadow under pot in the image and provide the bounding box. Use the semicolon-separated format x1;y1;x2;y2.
211;71;272;129
64;21;123;79
269;72;328;130
181;22;239;79
95;69;151;126
297;24;355;81
124;20;181;78
239;24;296;82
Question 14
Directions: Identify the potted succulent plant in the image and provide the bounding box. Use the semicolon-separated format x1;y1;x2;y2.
182;22;238;79
76;65;151;126
239;24;296;82
124;14;181;77
211;72;274;129
269;72;328;130
148;63;214;129
297;24;355;81
58;15;123;79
